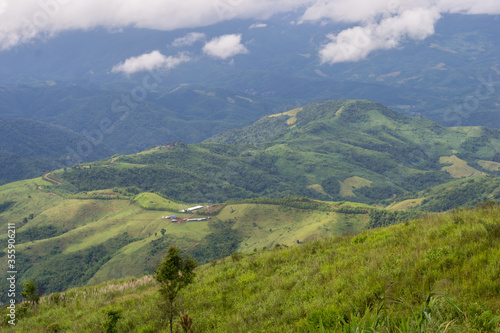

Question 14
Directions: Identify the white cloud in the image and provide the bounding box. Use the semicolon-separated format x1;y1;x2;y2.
302;0;399;23
0;0;307;50
0;0;499;62
298;0;500;64
300;0;500;24
0;0;7;15
202;34;248;59
172;32;206;47
249;23;267;29
436;0;500;15
111;51;190;74
319;7;441;64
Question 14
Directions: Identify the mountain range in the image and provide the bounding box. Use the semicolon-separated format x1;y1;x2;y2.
1;2;500;331
1;15;499;186
1;99;499;301
59;100;500;204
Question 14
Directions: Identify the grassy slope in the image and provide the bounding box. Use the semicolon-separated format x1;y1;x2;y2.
216;203;369;251
3;204;499;332
0;180;371;300
131;192;186;212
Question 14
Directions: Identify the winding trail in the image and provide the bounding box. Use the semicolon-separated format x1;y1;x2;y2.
43;172;62;185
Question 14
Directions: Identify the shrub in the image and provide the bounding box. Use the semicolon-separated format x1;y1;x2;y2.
102;307;122;333
231;253;243;262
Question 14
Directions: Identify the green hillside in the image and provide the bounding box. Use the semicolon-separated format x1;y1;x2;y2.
3;203;499;332
386;175;500;212
0;118;113;184
59;100;500;204
0;178;373;302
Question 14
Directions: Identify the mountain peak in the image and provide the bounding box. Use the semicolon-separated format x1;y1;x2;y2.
206;99;429;144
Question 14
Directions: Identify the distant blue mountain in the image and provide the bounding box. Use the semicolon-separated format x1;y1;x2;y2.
0;14;498;146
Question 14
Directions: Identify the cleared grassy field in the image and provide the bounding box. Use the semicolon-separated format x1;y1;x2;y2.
478;159;500;171
131;192;187;211
440;155;485;178
215;203;369;251
306;184;329;196
0;178;64;228
386;198;425;210
339;176;372;197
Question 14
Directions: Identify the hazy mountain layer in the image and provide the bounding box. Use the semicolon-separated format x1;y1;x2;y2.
0;118;113;184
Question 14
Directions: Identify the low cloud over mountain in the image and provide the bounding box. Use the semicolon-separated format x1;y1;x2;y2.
202;34;248;60
1;0;499;63
111;50;190;74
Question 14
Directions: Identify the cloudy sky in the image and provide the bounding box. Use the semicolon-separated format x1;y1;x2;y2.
1;0;499;73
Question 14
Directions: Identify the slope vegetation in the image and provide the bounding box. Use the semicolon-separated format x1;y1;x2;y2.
388;175;500;212
3;203;500;332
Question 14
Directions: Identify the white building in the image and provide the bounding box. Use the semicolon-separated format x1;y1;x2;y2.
179;205;204;213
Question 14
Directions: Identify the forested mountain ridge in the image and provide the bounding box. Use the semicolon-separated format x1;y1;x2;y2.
0;118;113;184
1;15;499;130
60;100;500;204
0;84;283;153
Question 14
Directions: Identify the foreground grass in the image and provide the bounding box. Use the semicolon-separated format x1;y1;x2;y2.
2;204;500;332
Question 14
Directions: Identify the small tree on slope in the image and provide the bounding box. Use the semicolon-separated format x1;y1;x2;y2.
21;280;40;307
156;246;197;333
